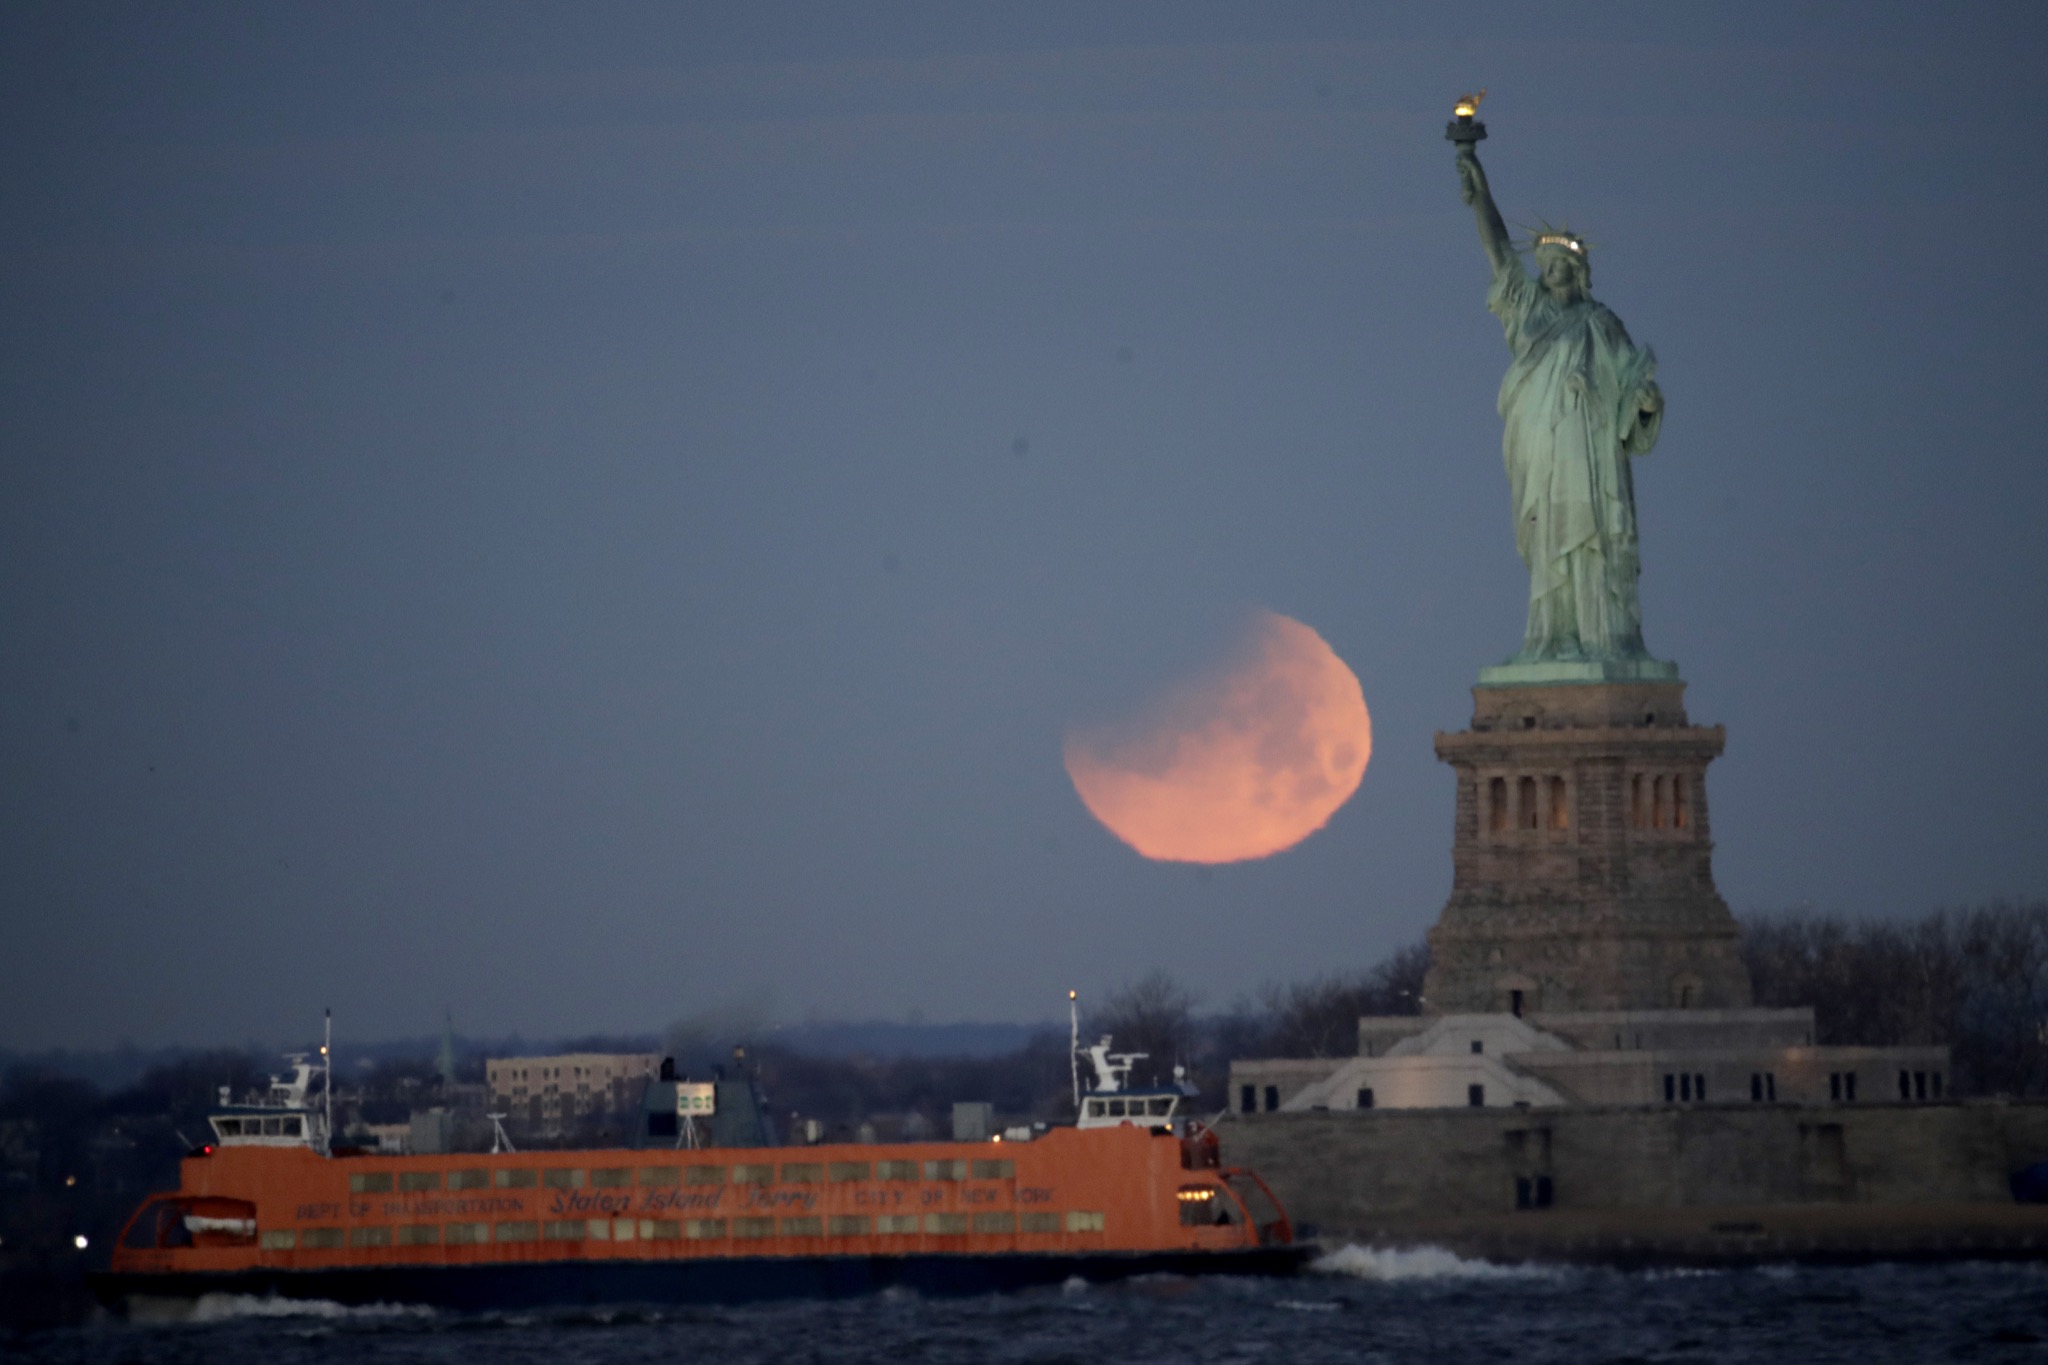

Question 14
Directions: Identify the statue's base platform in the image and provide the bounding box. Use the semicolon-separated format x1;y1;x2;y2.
1477;656;1680;687
1425;676;1749;1014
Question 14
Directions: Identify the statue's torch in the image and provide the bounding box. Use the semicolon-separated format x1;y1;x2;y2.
1445;90;1487;156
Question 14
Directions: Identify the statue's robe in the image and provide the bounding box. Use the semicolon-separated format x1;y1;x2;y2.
1488;256;1661;661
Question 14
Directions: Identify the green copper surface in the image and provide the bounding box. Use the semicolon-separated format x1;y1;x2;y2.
1476;657;1680;687
1455;135;1675;678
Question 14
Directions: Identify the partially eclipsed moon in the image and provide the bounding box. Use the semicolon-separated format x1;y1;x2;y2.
1062;611;1372;864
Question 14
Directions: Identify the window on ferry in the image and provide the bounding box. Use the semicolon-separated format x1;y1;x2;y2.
684;1219;727;1240
399;1171;440;1192
924;1159;968;1181
1467;1084;1485;1107
349;1172;393;1194
974;1212;1016;1234
590;1168;631;1188
259;1229;297;1250
733;1216;776;1239
443;1222;486;1244
829;1215;871;1236
924;1213;969;1234
1106;1099;1126;1117
781;1216;823;1236
1020;1212;1061;1234
300;1228;344;1249
683;1165;727;1186
282;1117;302;1136
543;1221;585;1241
1358;1088;1374;1109
876;1214;919;1234
1064;1211;1105;1233
1240;1085;1256;1115
398;1225;438;1245
971;1159;1014;1180
828;1161;870;1182
779;1163;823;1183
639;1167;679;1187
542;1168;587;1190
1263;1086;1279;1112
732;1163;773;1185
1146;1098;1173;1116
348;1225;391;1248
495;1222;538;1242
1086;1099;1107;1117
215;1119;241;1136
488;1169;530;1189
643;1219;681;1240
876;1160;919;1181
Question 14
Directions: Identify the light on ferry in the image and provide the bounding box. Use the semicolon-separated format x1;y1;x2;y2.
74;1234;89;1250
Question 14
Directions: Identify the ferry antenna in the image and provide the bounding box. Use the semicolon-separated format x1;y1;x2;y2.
321;1008;333;1156
1068;990;1080;1112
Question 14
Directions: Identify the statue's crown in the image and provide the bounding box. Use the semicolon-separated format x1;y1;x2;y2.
1533;232;1585;256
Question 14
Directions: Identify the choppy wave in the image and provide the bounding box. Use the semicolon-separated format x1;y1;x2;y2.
187;1294;435;1323
1309;1243;1553;1282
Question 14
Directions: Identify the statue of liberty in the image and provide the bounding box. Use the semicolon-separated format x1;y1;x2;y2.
1454;135;1670;673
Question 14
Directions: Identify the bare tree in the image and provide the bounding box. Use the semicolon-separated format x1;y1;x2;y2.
1743;901;2048;1096
1255;942;1431;1058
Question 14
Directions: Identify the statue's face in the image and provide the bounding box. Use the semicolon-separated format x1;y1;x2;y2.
1537;248;1588;303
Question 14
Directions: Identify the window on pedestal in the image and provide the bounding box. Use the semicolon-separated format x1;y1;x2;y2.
1630;774;1645;828
1652;775;1669;829
1547;776;1568;830
1518;776;1539;831
1488;777;1508;834
1673;774;1690;829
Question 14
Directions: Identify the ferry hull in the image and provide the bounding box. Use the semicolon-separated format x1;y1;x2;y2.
93;1245;1309;1314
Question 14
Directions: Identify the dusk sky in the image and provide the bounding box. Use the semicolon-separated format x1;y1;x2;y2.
5;4;2045;1050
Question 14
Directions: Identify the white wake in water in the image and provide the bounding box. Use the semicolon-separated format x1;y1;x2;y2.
1310;1244;1554;1282
186;1293;434;1323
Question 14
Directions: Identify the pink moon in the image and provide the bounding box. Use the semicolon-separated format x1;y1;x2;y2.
1062;611;1372;864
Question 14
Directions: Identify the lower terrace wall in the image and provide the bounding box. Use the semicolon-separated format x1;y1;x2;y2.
1218;1100;2048;1236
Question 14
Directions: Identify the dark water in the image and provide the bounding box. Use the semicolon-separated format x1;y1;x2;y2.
14;1246;2048;1365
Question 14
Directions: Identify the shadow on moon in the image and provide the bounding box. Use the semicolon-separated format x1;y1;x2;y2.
1062;610;1372;864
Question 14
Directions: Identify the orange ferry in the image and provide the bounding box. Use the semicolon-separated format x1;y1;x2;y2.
95;1030;1303;1311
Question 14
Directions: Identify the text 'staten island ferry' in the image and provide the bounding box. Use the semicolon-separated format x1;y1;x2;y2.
93;1012;1304;1312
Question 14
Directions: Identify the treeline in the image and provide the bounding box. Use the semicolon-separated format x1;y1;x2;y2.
711;949;1432;1130
1743;900;2048;1097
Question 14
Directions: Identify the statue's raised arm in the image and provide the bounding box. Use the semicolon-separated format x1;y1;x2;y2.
1456;149;1514;277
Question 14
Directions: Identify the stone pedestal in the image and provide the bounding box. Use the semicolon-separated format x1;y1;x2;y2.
1423;678;1753;1014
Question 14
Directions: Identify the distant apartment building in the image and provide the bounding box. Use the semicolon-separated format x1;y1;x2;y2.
486;1053;659;1140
